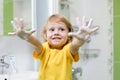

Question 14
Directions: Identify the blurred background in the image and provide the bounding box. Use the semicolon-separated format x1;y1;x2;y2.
0;0;119;80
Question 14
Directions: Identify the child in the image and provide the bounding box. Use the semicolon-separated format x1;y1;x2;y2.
9;14;99;80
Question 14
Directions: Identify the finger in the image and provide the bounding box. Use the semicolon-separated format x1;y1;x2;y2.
11;20;17;30
8;32;16;36
82;16;86;26
20;18;23;22
76;17;82;30
30;29;36;35
19;18;24;29
14;18;24;30
87;18;93;28
68;32;77;37
89;26;99;34
76;17;81;25
14;17;19;26
11;18;19;29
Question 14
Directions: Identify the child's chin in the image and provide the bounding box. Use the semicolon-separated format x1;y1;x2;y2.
51;43;63;48
52;42;61;45
52;43;61;47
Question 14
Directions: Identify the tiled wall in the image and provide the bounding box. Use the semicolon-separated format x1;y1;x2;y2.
114;0;120;80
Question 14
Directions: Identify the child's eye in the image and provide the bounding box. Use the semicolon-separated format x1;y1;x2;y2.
49;28;54;31
59;28;64;31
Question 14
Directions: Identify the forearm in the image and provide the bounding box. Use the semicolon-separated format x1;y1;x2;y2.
70;38;85;55
27;35;43;54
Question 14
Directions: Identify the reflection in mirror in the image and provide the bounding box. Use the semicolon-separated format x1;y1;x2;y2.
59;0;71;19
0;0;32;36
13;0;32;30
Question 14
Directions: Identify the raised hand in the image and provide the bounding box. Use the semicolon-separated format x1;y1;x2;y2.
8;18;36;40
68;16;99;41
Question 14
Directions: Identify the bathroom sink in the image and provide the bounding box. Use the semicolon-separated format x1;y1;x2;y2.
0;74;9;80
11;71;38;80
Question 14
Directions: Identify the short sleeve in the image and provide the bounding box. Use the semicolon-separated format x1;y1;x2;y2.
65;43;80;62
32;42;48;60
72;53;80;62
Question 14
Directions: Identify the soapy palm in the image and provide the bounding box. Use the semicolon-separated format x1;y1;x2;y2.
8;18;35;40
68;16;99;41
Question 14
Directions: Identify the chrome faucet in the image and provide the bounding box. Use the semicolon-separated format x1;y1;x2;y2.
72;67;82;80
0;55;9;74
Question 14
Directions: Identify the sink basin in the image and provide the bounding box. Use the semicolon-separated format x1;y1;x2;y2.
0;74;9;80
0;71;38;80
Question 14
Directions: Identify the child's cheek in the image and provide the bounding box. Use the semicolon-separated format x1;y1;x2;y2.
46;32;52;38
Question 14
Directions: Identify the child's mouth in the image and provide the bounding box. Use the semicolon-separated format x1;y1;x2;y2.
52;37;61;41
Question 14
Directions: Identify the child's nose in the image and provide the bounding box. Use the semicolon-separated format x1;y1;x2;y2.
54;30;59;35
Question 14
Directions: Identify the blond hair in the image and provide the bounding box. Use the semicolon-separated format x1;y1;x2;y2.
41;14;73;41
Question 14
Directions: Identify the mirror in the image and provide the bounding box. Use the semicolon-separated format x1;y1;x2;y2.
13;0;32;30
0;0;32;36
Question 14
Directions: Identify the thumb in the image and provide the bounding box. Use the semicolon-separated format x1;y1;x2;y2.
30;29;36;34
68;32;77;37
8;32;16;36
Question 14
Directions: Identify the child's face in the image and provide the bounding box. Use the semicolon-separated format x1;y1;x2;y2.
46;22;69;49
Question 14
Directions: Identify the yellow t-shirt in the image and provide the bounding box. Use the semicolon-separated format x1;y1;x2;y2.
33;42;79;80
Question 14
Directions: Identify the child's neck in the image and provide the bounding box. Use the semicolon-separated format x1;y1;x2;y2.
49;43;67;50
